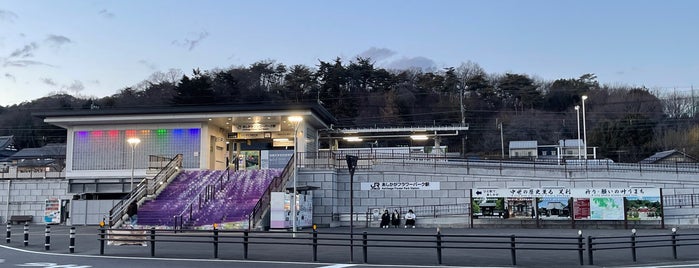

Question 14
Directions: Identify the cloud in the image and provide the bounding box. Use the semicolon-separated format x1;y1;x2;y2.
65;80;84;93
357;47;396;62
2;60;55;68
41;78;57;86
384;56;437;71
4;73;15;82
172;31;209;51
98;9;115;19
138;59;158;70
0;9;18;23
9;42;38;58
45;35;72;48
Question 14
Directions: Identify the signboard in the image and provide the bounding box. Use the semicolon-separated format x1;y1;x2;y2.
232;122;281;132
472;188;662;221
361;182;440;191
473;188;660;198
270;192;313;229
44;198;61;224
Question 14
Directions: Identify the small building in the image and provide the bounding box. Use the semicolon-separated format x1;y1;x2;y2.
509;141;537;159
9;143;66;173
640;149;698;164
0;135;18;172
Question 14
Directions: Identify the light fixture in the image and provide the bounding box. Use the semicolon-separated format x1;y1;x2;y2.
288;115;303;237
343;137;363;142
410;135;428;140
273;138;290;142
127;137;141;192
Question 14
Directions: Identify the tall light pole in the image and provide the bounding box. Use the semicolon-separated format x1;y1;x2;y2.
288;116;303;236
498;122;504;159
127;137;141;192
581;95;588;160
575;105;581;159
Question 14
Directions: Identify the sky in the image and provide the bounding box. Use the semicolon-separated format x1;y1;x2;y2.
1;1;699;106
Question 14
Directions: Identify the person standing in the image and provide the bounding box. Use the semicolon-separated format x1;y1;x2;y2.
380;210;390;228
404;209;416;228
391;209;401;228
126;201;138;227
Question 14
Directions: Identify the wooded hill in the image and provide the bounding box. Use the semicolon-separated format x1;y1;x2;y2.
1;58;697;162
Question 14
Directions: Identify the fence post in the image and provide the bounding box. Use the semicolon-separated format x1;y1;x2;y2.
150;227;156;257
243;230;249;260
577;230;583;266
631;229;637;262
587;236;593;265
23;223;28;246
362;231;368;263
312;229;318;262
44;225;50;250
671;228;677;259
69;227;75;253
436;230;443;265
99;227;105;255
213;227;219;259
6;223;10;243
510;235;516;266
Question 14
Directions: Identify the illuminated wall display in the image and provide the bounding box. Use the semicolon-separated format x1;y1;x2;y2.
72;128;201;170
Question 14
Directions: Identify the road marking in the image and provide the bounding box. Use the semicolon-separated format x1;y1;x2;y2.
318;265;356;268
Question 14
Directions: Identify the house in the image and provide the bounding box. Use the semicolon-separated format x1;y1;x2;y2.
9;143;66;172
0;135;18;172
509;141;537;159
639;150;698;164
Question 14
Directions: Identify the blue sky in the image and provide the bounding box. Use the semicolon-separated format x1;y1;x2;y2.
1;1;698;106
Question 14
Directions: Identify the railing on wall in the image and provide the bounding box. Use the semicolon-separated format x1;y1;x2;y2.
295;151;699;175
108;154;183;228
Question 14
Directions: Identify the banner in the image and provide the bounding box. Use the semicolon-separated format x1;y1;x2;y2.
473;187;659;198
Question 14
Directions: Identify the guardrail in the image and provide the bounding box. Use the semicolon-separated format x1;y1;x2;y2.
94;227;699;266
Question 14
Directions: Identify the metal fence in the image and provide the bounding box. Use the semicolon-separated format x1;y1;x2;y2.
93;227;699;266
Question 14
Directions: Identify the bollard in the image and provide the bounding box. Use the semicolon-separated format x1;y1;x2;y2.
23;223;29;246
587;236;594;265
577;230;583;266
69;227;75;253
45;225;51;250
631;229;637;262
213;227;219;259
150;228;156;257
362;232;368;264
671;228;677;259
243;231;249;260
99;227;105;255
510;235;516;266
436;231;443;265
312;229;318;262
6;223;10;243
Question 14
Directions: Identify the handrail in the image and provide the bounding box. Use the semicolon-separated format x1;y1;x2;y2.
108;154;183;228
248;153;295;230
174;166;231;230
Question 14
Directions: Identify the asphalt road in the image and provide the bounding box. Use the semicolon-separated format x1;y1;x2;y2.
3;224;699;268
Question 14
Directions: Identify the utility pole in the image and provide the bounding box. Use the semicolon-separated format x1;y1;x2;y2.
497;120;504;159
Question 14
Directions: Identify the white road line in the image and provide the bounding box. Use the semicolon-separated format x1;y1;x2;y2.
0;244;510;268
317;265;356;268
625;264;699;268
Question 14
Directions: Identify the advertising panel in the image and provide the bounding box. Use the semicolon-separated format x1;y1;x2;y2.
590;197;625;220
626;196;662;220
537;197;570;220
44;198;61;224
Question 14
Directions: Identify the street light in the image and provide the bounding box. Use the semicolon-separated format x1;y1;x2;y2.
127;137;141;192
575;105;581;159
288;116;303;236
581;95;588;160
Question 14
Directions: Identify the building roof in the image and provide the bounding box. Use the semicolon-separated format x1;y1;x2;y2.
0;135;18;157
559;139;584;147
509;141;537;149
10;143;66;159
640;149;698;164
34;102;337;130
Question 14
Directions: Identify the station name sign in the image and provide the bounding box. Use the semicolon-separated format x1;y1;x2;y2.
232;123;280;132
361;182;440;190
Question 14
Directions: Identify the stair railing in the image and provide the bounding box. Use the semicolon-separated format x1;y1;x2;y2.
108;154;183;228
248;154;295;230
